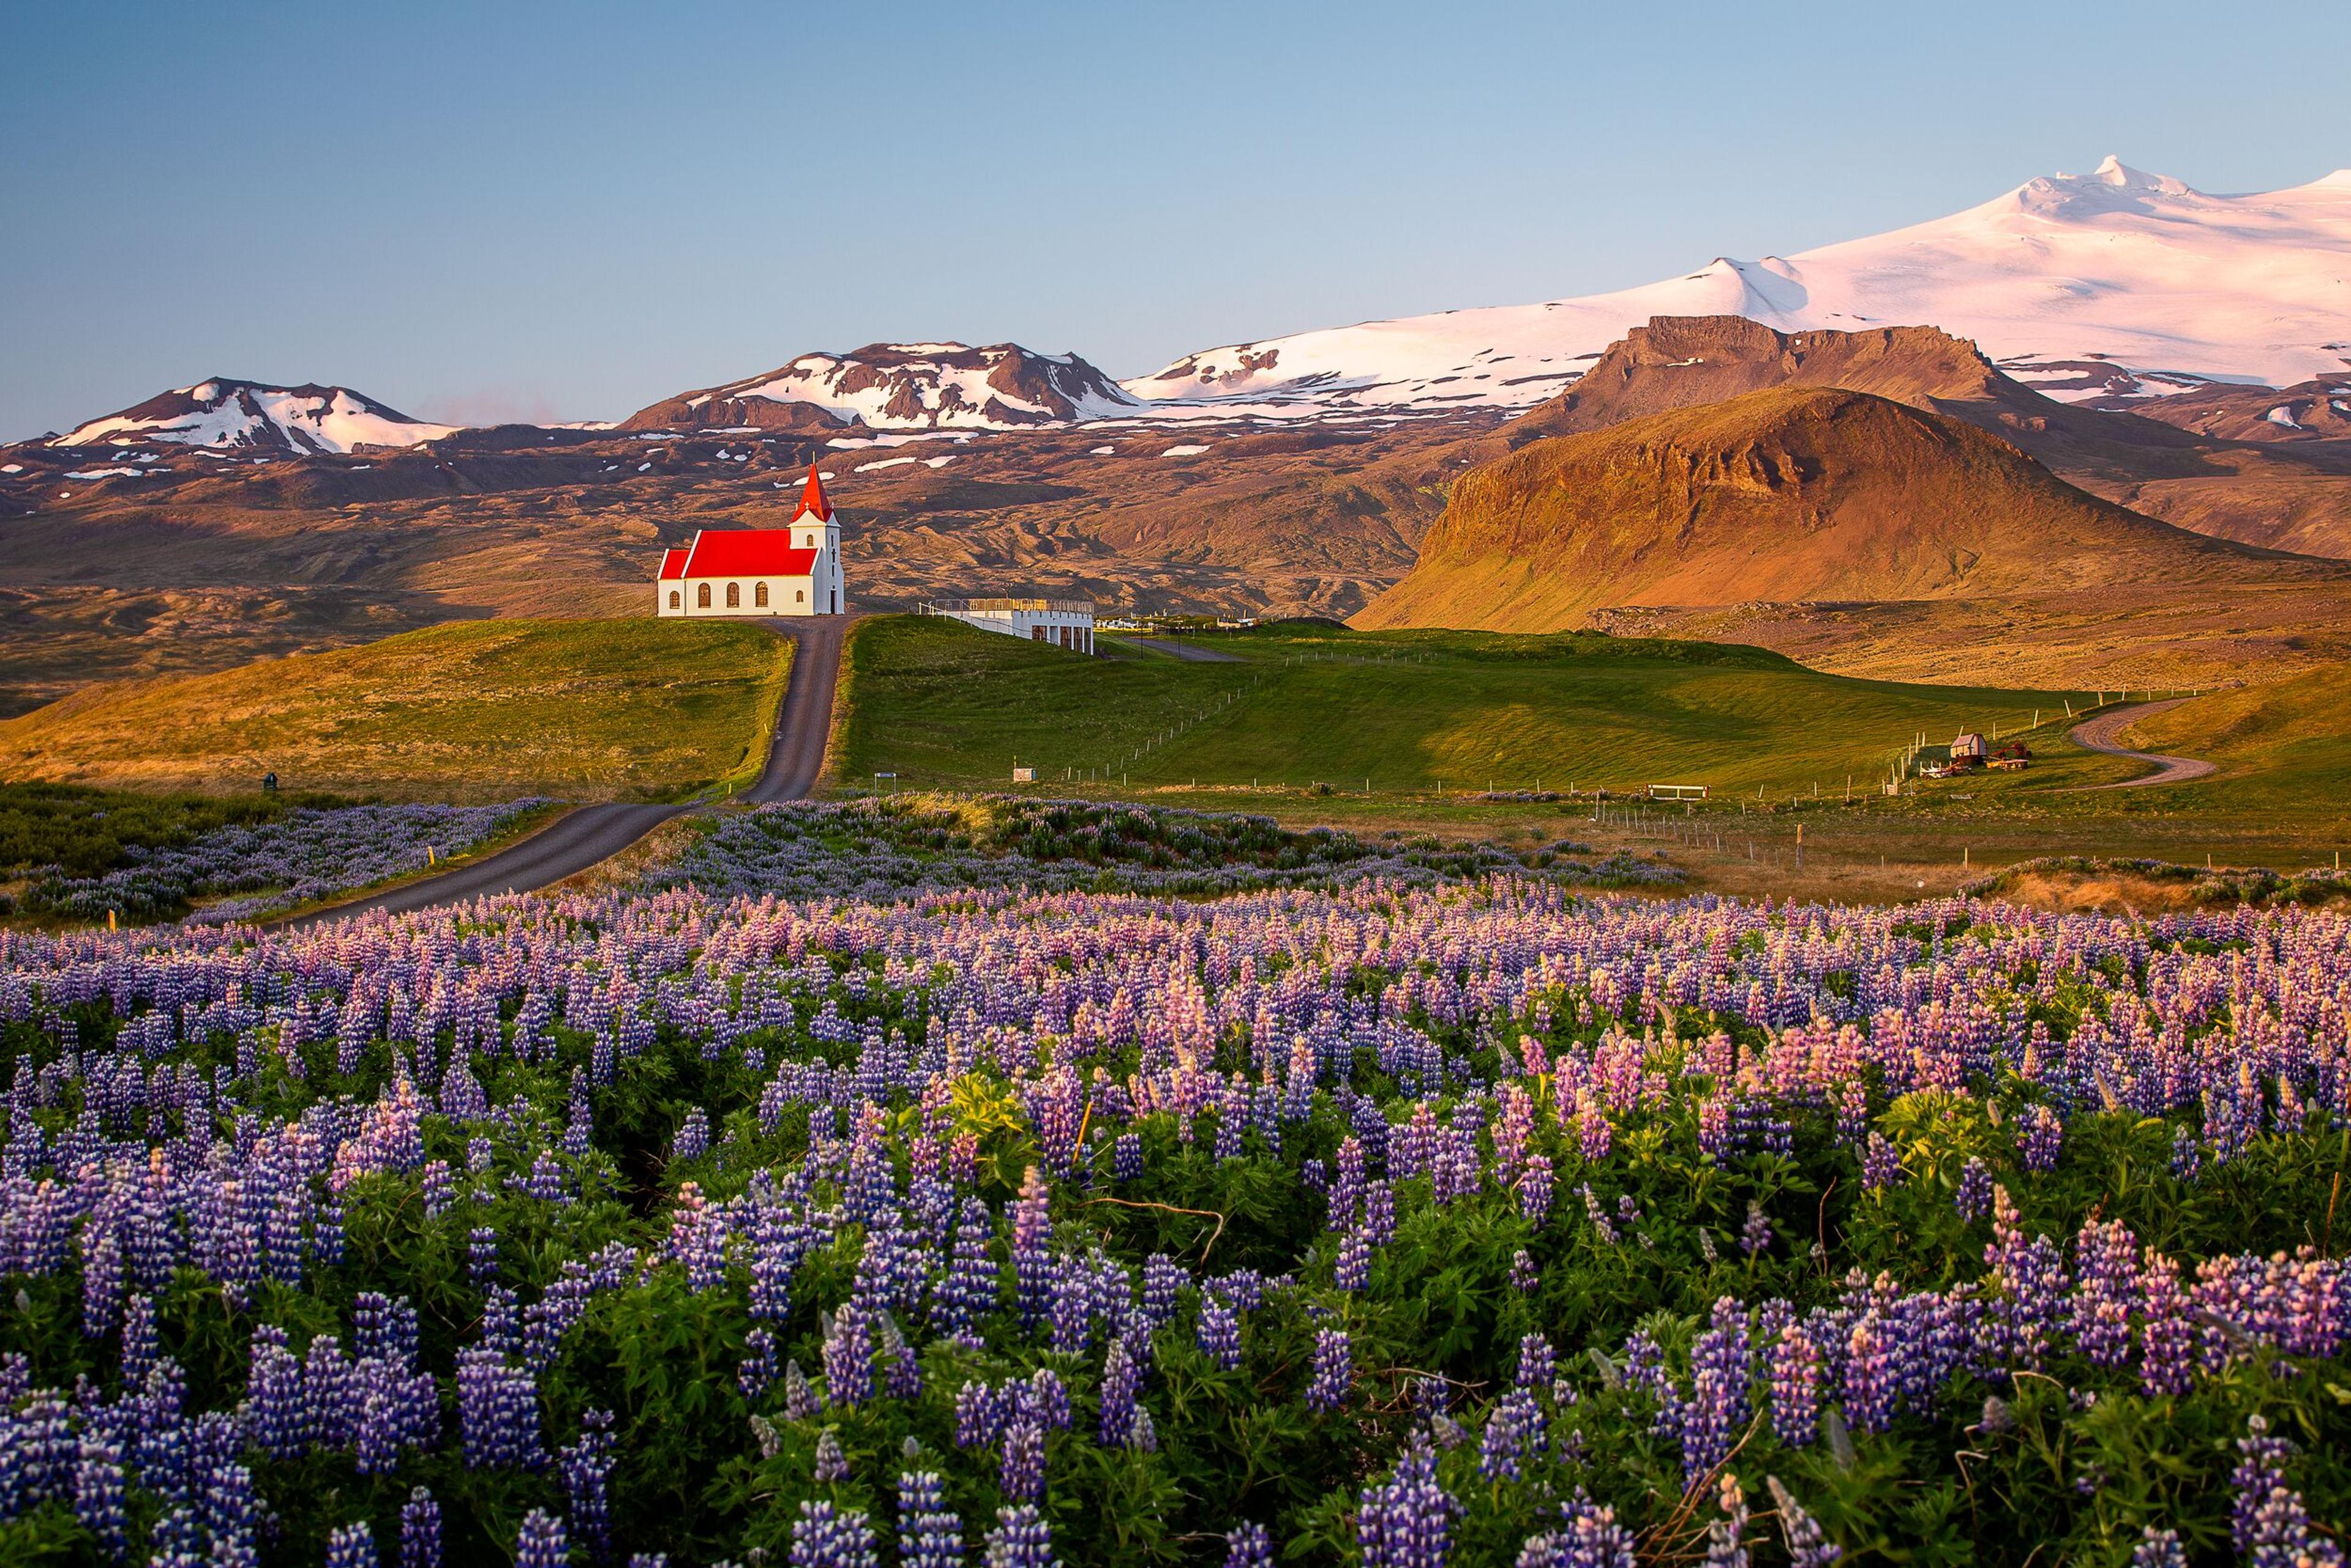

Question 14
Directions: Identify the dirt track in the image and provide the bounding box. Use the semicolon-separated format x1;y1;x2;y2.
278;617;844;927
2066;698;2218;789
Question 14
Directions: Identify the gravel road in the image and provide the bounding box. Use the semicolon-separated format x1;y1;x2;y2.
2066;697;2218;789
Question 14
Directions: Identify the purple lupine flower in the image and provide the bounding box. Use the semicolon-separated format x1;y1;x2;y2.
1680;1300;1751;1485
2068;1218;2137;1368
1141;1253;1185;1326
1518;1155;1554;1224
1842;1312;1897;1435
1011;1167;1054;1324
1479;1390;1545;1481
468;1227;500;1287
1705;1475;1749;1568
1861;1133;1900;1191
558;1410;615;1561
1984;1187;2066;1375
1768;1322;1821;1447
1739;1201;1772;1258
740;1328;779;1400
1306;1328;1352;1413
2128;1529;2184;1568
896;1471;961;1568
72;1436;127;1559
1224;1522;1273;1568
822;1303;874;1409
1953;1157;1993;1221
1098;1338;1142;1447
671;1108;710;1164
516;1509;568;1568
1359;1440;1455;1568
2137;1250;2194;1397
784;1359;820;1422
328;1521;377;1568
984;1504;1059;1568
999;1419;1046;1502
1335;1229;1371;1292
400;1487;442;1568
1765;1477;1840;1568
2015;1105;2063;1172
814;1426;850;1483
932;1198;999;1341
1112;1133;1143;1181
1509;1249;1539;1292
1197;1299;1242;1371
456;1348;544;1469
1515;1334;1554;1390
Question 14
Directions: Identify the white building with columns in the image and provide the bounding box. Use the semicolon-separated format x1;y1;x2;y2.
918;597;1095;652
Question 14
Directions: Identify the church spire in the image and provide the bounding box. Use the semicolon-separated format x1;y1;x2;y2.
791;463;833;523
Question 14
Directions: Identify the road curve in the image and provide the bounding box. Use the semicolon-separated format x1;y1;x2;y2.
277;617;846;928
2066;698;2218;790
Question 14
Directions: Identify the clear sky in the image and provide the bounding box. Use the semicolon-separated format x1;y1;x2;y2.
3;1;2345;441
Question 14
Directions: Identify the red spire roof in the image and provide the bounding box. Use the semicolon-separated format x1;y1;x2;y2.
658;547;689;580
792;463;833;523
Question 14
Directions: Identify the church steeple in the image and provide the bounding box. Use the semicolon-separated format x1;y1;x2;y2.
791;463;833;523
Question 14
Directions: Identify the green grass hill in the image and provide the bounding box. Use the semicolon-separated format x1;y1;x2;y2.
834;615;2093;799
0;619;792;802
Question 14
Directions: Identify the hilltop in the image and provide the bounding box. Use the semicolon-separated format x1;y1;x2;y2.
1355;386;2346;639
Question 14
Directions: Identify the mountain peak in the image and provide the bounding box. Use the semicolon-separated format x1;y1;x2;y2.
52;380;454;454
626;342;1138;433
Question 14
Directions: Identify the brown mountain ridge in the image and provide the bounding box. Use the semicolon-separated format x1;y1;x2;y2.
1355;384;2345;634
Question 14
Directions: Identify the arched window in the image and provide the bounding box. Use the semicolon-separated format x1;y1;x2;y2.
805;533;816;548
795;589;805;602
697;583;711;608
726;582;740;607
754;582;768;607
667;590;680;609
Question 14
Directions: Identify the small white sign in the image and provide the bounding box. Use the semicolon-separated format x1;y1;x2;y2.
1011;766;1035;783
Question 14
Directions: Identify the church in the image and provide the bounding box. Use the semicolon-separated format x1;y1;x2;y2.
655;464;846;617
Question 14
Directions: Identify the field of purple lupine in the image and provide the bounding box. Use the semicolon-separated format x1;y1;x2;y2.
1;874;2347;1567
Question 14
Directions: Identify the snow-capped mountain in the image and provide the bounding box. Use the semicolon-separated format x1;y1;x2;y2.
624;343;1141;432
51;379;457;454
1124;158;2351;415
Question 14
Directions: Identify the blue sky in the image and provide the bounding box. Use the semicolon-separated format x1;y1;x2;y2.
3;1;2344;441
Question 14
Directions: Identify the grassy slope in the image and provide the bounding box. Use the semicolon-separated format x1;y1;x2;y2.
0;620;792;802
2121;667;2351;809
834;615;2093;798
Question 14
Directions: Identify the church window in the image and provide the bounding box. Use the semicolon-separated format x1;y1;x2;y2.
697;583;711;608
668;590;680;609
726;582;740;607
795;589;804;603
754;582;768;607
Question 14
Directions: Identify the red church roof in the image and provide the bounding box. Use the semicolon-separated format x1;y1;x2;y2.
791;463;833;523
658;547;689;580
677;529;819;579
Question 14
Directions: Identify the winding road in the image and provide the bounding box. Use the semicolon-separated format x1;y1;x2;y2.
278;618;846;928
2066;697;2218;790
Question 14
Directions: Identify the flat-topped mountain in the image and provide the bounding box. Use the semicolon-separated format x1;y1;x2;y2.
1356;386;2337;632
